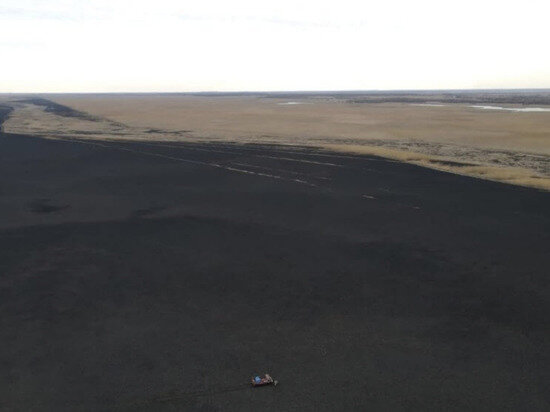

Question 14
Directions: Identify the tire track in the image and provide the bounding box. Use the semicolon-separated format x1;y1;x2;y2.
52;137;321;188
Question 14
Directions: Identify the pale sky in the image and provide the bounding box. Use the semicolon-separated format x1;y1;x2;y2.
1;0;549;93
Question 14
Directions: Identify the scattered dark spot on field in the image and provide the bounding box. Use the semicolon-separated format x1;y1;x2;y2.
131;206;167;218
15;98;99;121
28;199;69;214
428;159;477;167
146;128;192;134
0;105;13;131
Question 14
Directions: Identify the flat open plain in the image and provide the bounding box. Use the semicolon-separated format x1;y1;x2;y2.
1;120;549;409
4;92;549;189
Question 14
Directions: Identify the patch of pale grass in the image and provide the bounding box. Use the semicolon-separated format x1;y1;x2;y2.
324;144;432;162
324;144;550;191
456;165;550;190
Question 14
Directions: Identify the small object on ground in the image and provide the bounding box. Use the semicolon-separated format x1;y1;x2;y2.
251;374;278;387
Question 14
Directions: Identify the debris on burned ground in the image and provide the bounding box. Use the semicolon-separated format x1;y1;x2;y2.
251;374;278;388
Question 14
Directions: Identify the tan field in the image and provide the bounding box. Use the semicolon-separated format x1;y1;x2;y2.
3;94;550;190
51;95;550;151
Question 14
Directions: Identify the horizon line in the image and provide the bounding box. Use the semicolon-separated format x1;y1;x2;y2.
2;87;550;96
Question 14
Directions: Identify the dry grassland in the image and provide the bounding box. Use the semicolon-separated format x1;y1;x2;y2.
4;94;550;190
325;144;550;190
48;95;550;152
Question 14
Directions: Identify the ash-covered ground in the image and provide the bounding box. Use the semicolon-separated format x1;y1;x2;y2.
1;128;549;410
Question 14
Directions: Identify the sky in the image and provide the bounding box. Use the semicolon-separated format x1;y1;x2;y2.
1;0;549;93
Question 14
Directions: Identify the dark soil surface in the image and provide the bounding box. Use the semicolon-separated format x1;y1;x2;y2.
1;132;549;411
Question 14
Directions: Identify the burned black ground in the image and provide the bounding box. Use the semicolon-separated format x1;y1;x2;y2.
0;132;549;411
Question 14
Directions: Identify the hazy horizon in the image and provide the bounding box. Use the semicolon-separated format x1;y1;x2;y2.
2;88;550;96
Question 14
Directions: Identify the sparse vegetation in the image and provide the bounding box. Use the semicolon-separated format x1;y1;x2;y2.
325;144;550;190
